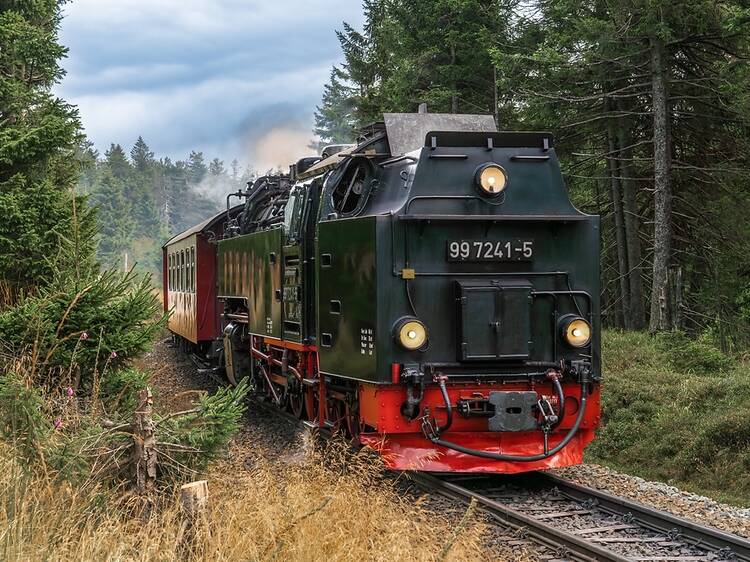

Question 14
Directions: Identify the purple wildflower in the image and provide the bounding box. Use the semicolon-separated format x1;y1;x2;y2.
66;387;74;397
80;331;89;340
110;351;118;359
53;418;62;430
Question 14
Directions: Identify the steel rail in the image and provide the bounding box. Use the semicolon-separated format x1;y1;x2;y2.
412;471;750;562
539;472;750;561
410;472;629;562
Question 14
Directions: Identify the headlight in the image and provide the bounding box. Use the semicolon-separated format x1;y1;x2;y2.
560;315;592;348
395;318;428;351
475;163;508;196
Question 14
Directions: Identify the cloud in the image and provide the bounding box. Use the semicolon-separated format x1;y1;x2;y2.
54;0;363;165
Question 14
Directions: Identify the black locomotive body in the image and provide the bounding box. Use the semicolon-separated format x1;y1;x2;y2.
164;113;601;473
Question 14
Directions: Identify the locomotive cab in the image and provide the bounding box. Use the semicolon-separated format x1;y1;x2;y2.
311;114;601;472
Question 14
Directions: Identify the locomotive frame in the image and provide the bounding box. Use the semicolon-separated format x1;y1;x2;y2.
163;113;602;474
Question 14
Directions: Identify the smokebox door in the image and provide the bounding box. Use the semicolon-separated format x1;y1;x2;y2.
456;280;532;361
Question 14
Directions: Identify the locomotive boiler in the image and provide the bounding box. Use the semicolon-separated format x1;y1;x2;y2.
163;112;601;473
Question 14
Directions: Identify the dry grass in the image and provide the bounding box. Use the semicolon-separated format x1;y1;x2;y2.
0;436;487;562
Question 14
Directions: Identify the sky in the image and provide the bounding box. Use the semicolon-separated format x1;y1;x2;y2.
55;0;364;171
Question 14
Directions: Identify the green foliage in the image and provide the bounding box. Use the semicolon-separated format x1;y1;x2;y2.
657;331;735;374
0;251;165;390
314;66;358;143
89;168;135;266
99;367;150;416
314;0;510;143
0;1;96;291
590;331;750;504
187;150;208;183
82;137;231;276
157;379;250;477
0;374;51;464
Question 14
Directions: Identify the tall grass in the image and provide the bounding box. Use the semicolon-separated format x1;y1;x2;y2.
0;438;485;561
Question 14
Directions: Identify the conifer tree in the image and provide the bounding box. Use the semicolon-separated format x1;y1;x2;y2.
130;136;154;172
209;157;225;176
0;1;96;293
90;169;135;268
104;144;132;181
187;151;207;184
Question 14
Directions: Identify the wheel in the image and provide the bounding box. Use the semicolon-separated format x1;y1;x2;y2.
326;399;349;435
305;384;319;424
288;383;305;419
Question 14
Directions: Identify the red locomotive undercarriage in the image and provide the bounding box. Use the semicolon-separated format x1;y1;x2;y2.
249;336;600;473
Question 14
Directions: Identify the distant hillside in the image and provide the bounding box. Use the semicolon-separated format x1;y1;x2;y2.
78;138;255;276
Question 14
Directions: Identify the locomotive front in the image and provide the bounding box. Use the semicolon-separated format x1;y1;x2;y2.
316;114;601;473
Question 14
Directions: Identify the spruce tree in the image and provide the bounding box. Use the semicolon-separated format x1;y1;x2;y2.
130;136;154;172
89;169;135;268
0;1;96;293
104;144;132;181
209;157;225;176
187;151;207;184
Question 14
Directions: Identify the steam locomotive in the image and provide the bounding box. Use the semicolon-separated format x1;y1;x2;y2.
163;113;601;473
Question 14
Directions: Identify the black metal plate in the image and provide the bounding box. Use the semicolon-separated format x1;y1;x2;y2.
447;239;534;262
488;391;538;432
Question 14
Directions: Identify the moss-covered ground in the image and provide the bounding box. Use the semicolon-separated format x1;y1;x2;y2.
589;331;750;506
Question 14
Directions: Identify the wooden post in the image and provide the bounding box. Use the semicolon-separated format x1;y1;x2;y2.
180;480;210;520
178;480;210;554
131;388;157;494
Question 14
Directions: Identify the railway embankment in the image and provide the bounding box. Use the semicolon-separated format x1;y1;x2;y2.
586;330;750;506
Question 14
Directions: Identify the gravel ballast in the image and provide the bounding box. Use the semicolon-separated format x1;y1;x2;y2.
556;464;750;538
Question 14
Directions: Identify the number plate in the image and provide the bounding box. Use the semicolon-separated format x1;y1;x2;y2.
447;239;534;262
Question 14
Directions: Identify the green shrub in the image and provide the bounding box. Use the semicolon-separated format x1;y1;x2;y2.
591;330;750;504
657;330;734;374
0;374;52;463
156;378;250;479
0;265;165;392
99;367;151;417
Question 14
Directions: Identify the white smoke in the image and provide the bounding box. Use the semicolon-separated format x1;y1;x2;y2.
249;126;317;173
190;124;318;206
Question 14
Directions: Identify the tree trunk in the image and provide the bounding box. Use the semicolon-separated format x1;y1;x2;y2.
131;388;157;495
616;107;646;329
493;65;499;128
607;111;630;328
450;44;459;113
649;36;673;332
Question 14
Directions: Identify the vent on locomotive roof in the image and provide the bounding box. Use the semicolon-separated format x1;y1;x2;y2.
382;112;497;156
320;144;355;159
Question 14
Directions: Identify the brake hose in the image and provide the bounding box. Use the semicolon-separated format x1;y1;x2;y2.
549;373;565;431
436;376;453;433
425;382;588;462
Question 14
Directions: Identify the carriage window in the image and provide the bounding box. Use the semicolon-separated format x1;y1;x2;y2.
283;187;305;242
331;160;369;216
170;254;174;290
182;250;186;292
190;247;195;292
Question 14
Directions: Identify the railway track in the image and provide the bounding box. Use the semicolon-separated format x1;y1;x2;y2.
411;471;750;562
209;377;750;562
